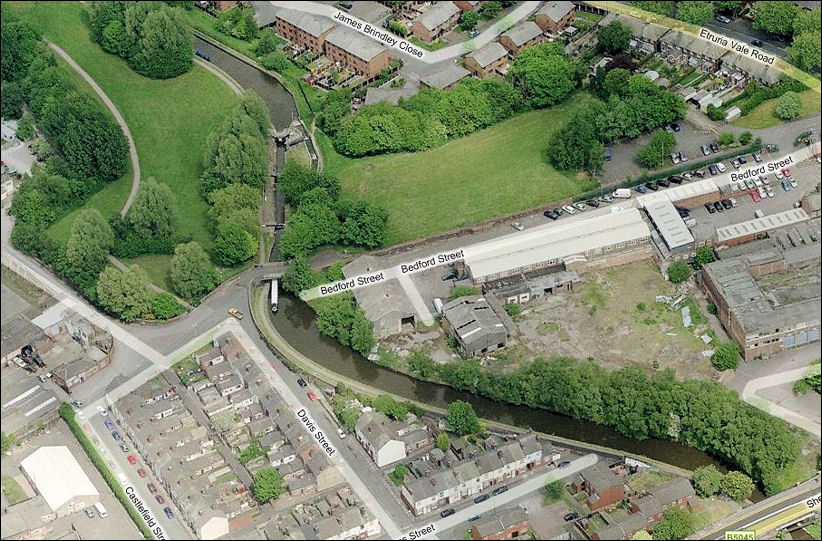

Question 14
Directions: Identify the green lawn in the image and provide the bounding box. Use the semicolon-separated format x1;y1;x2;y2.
9;1;239;252
409;36;449;52
804;522;821;540
123;254;174;292
334;102;597;245
1;475;27;505
733;89;822;129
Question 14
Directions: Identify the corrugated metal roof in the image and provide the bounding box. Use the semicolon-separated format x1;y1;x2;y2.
717;208;810;242
645;200;695;250
635;179;720;208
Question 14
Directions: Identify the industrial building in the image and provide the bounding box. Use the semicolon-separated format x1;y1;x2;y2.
644;200;696;257
440;295;509;357
701;221;821;360
20;446;100;519
462;208;653;284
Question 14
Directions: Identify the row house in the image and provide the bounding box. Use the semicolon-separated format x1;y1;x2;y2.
204;397;232;418
612;14;669;54
324;26;391;79
465;42;509;79
215;374;244;397
659;31;728;72
274;7;335;55
499;21;544;56
573;462;624;511
412;1;460;42
205;362;234;382
196;346;224;369
229;389;255;410
535;1;576;34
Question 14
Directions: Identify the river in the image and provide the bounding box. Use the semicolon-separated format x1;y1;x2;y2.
195;32;759;494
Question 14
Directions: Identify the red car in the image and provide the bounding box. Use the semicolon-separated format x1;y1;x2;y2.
307;390;317;401
750;189;761;203
137;468;147;478
127;455;137;465
781;167;792;177
147;483;158;495
155;494;165;504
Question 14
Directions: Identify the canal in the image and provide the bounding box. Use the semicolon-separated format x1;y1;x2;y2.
195;32;762;494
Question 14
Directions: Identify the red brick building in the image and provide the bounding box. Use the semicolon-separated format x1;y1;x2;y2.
471;506;529;540
535;1;576;34
465;42;509;78
274;7;335;55
412;1;460;42
499;21;544;56
324;26;391;79
574;463;624;511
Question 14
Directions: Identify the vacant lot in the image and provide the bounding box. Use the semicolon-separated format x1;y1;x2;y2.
517;261;713;379
9;1;238;253
734;89;821;129
334;101;598;245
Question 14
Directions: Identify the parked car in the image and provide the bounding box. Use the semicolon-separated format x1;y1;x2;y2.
657;178;670;188
440;508;456;518
228;308;244;320
604;148;612;161
753;176;763;188
751;38;764;47
468;29;479;38
765;186;775;198
753;153;763;162
775;170;784;180
670;153;680;165
705;203;716;214
543;210;559;220
307;390;318;401
710;142;720;153
105;418;115;430
782;179;792;192
721;199;732;209
148;483;158;495
70;399;83;407
474;494;490;504
137;468;147;478
112;431;121;441
713;201;724;213
469;515;481;522
337;428;346;439
296;378;307;388
708;164;718;176
679;151;688;162
598;195;613;203
164;507;174;519
511;221;525;231
750;190;762;202
738;155;748;164
127;455;137;465
669;175;683;184
573;202;587;211
119;442;129;453
716;14;731;23
717;162;728;172
789;177;797;188
38;374;48;382
700;144;711;156
562;205;576;214
645;182;658;191
492;486;508;496
693;169;705;178
670;123;681;132
84;507;95;518
760;174;770;185
731;159;741;169
553;207;564;215
155;494;165;504
585;199;600;208
744;178;755;190
635;185;647;194
564;512;579;522
757;186;767;199
729;198;738;208
682;172;693;180
558;461;571;468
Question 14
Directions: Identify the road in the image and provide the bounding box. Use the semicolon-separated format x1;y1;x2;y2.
696;477;821;540
410;453;598;540
47;43;141;217
741;364;822;438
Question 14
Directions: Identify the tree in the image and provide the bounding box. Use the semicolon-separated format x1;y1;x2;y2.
0;432;16;455
717;132;736;147
170;241;219;301
789;31;822;72
16;112;34;140
209;132;269;189
437;433;450;452
667;260;692;284
692;246;713;270
794;8;821;35
96;264;154;321
127;4;193;79
631;1;674;16
214;221;256;266
1;81;25;119
254;28;279;56
598;21;632;54
693;465;723;497
282;256;318;295
1;21;41;82
340;201;389;249
677;2;713;25
545;480;563;500
753;1;800;37
509;44;577;108
350;311;376;356
252;467;284;503
128;178;178;239
277;160;340;206
602;68;632;98
207;183;261;230
739;131;753;145
481;1;501;19
721;471;754;502
505;303;521;316
446;400;480;436
652;507;694;540
460;10;479;31
65;208;114;287
319;88;352;135
714;1;743;15
712;341;740;371
547;105;605;173
637;130;677;169
480;78;521;122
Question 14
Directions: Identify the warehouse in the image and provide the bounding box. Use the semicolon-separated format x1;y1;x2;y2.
463;208;653;284
20;446;100;518
441;295;508;357
644;200;695;257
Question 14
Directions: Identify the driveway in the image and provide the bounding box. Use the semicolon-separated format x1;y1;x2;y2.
0;142;37;176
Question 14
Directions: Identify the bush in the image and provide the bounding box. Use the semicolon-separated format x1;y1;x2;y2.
259;50;289;72
717;132;736;146
712;341;740;371
452;286;480;298
388;464;409;485
504;303;521;317
774;91;802;119
151;293;185;320
667;260;692;283
739;131;753;145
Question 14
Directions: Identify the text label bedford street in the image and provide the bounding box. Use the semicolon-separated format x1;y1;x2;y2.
334;11;425;58
296;408;337;457
400;523;437;540
319;271;386;297
400;250;465;275
699;28;776;65
729;155;794;182
125;486;166;540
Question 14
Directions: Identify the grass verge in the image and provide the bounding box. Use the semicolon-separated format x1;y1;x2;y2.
1;475;27;505
734;90;822;129
9;1;239;252
336;102;598;245
59;403;153;539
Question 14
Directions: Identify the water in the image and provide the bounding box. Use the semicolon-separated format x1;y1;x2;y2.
272;294;743;475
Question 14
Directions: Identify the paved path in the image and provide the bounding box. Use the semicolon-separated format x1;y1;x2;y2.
48;43;141;217
195;57;243;96
107;255;194;310
741;365;821;438
264;1;541;63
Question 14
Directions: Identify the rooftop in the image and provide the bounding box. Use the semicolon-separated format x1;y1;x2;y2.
501;20;543;47
467;41;508;68
20;446;99;512
716;208;811;243
441;295;506;346
326;25;387;61
274;6;335;38
473;505;528;538
537;1;576;22
644;200;695;251
416;1;460;31
421;62;470;89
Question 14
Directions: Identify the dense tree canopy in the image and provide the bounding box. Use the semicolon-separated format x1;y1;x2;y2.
278;160;340;206
753;1;800;37
509;42;578;108
789;31;821;72
712;341;740;371
774;91;802;119
96;264;154;321
651;507;693;540
676;1;713;25
1;81;25;119
170;241;219;302
311;294;375;356
252;468;284;503
446;401;481;435
214;221;256;266
693;465;723;497
0;20;41;82
720;471;755;502
598;21;632;54
65;209;115;289
637;130;677;169
631;1;674;16
128;178;178;239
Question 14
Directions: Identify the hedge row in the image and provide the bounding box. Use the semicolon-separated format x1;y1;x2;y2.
59;403;153;539
573;143;763;202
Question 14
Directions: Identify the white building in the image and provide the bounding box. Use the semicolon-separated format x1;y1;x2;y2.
355;411;407;467
20;446;100;518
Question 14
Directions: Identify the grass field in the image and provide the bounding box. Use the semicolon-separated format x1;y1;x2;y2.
8;1;239;252
334;102;598;245
733;89;822;129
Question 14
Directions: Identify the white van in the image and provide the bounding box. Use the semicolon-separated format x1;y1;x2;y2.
612;188;632;199
94;502;108;518
754;209;765;219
